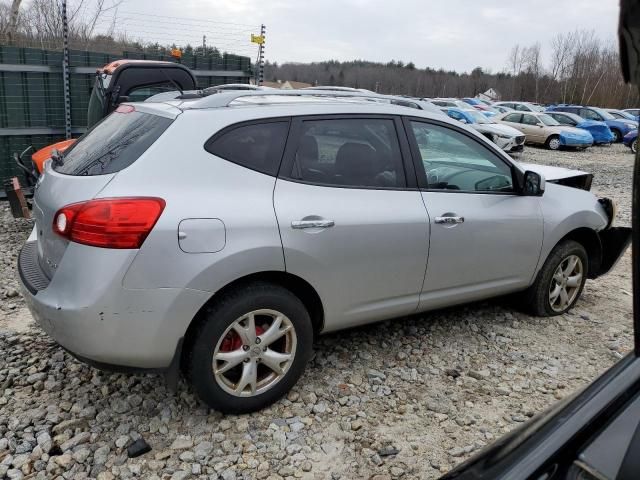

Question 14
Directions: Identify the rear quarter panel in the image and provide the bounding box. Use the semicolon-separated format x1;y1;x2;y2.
98;109;286;292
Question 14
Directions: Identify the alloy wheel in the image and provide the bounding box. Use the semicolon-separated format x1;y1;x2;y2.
549;255;584;312
212;309;297;397
632;139;637;154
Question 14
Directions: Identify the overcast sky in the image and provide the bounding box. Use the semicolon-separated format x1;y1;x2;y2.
119;0;619;73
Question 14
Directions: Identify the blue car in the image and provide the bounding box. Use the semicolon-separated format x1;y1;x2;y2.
623;129;638;153
624;108;640;118
605;108;640;122
546;111;615;144
462;98;482;106
547;105;637;142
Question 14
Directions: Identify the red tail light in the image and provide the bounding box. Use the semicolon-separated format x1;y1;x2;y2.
53;197;165;249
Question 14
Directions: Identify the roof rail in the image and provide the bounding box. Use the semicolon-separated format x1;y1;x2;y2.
178;89;429;110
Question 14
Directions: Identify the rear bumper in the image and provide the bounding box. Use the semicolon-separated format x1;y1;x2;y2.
596;227;632;277
18;240;208;369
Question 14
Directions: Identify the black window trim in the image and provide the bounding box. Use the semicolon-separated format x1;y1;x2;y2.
402;115;522;196
203;116;292;177
278;113;419;191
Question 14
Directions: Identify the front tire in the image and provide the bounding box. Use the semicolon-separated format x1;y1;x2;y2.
546;135;561;150
523;240;588;316
186;282;313;413
631;139;637;154
611;129;622;143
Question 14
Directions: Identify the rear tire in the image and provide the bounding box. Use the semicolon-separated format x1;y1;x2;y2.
546;135;561;150
522;240;588;316
631;139;637;154
186;282;313;413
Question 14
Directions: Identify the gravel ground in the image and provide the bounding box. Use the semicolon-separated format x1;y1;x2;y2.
0;143;634;480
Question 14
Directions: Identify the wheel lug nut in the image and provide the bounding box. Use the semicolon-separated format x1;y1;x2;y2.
243;358;250;363
263;347;267;352
242;345;249;351
255;338;261;344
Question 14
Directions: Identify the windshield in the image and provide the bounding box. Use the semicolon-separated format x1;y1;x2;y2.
560;112;585;123
592;107;615;120
467;110;494;124
539;114;561;126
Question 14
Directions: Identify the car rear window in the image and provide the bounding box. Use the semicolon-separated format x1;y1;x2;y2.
55;108;173;176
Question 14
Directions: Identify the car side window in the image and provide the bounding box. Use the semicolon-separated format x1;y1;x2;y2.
409;121;513;193
288;118;406;188
581;108;602;121
514;103;529;111
522;114;539;125
205;121;289;176
503;113;522;123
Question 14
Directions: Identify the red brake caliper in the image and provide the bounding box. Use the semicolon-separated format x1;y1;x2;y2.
220;325;266;352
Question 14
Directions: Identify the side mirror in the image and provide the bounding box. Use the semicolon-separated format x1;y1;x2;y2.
523;170;545;196
537;123;544;128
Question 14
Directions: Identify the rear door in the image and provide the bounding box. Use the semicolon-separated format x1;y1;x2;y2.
274;115;430;331
403;118;543;310
520;113;545;142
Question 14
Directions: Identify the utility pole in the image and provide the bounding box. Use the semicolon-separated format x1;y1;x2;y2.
61;0;71;140
257;24;265;86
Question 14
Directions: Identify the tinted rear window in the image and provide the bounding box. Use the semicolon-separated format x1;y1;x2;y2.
205;121;289;176
55;109;172;175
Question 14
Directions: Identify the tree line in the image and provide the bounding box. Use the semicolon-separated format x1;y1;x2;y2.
265;30;639;108
1;2;636;108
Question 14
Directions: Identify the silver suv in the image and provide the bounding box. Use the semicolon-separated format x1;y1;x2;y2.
18;91;630;413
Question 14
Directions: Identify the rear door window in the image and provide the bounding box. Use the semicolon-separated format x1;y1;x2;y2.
205;121;289;176
287;117;406;188
522;114;539;125
55;107;173;176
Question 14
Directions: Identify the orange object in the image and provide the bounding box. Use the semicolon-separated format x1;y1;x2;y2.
31;139;76;173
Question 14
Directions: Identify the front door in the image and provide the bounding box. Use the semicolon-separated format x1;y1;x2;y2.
274;116;430;331
404;118;544;310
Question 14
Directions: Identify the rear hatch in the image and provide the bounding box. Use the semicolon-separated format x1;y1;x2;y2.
33;103;178;279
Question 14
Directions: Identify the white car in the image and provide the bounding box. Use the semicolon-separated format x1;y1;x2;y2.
494;101;545;113
442;107;526;153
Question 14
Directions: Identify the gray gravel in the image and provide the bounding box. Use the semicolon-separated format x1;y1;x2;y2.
0;143;634;479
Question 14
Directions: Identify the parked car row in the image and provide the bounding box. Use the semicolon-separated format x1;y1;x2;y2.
416;96;640;153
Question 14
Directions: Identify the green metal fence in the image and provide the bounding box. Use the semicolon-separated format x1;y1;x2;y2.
0;46;252;185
